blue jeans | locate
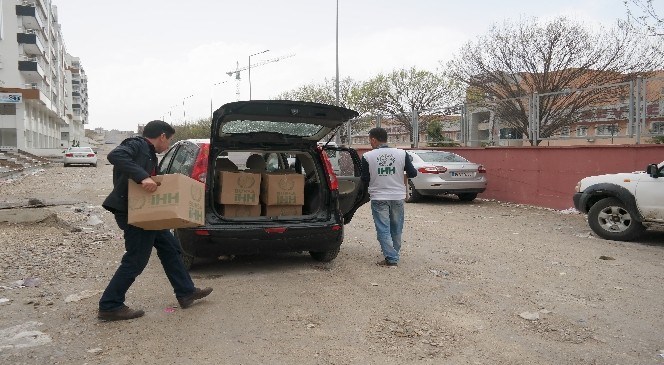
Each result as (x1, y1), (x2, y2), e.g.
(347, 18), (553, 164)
(99, 214), (195, 311)
(370, 200), (405, 264)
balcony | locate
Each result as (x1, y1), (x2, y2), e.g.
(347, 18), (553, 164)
(17, 32), (44, 56)
(19, 83), (50, 107)
(18, 59), (45, 82)
(16, 4), (44, 30)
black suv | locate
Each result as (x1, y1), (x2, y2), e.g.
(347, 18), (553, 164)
(159, 100), (368, 269)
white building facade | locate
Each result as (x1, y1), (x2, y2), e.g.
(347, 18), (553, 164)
(0, 0), (88, 151)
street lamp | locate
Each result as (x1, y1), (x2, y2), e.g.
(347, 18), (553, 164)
(335, 0), (340, 107)
(248, 49), (269, 100)
(335, 0), (341, 145)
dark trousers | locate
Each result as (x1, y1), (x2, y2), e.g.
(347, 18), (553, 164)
(99, 213), (195, 311)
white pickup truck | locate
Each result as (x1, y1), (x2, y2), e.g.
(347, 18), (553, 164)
(573, 161), (664, 241)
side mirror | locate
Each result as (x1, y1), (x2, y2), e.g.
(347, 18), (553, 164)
(646, 164), (660, 178)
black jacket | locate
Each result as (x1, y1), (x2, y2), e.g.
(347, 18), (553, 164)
(102, 137), (158, 213)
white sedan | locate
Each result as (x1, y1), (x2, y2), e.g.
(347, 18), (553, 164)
(406, 150), (487, 202)
(63, 147), (98, 167)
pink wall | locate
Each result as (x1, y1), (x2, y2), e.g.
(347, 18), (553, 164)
(357, 145), (664, 210)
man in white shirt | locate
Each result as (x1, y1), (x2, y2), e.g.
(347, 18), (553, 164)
(360, 128), (418, 267)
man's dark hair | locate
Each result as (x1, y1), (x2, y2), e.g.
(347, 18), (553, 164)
(368, 127), (388, 143)
(142, 120), (175, 139)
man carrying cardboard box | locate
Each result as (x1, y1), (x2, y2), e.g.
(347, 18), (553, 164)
(98, 120), (212, 321)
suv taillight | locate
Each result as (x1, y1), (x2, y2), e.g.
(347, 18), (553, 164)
(190, 144), (210, 183)
(319, 147), (338, 191)
(478, 165), (486, 173)
(65, 153), (73, 157)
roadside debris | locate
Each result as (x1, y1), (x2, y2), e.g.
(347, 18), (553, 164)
(65, 290), (101, 303)
(519, 312), (540, 321)
(0, 321), (52, 351)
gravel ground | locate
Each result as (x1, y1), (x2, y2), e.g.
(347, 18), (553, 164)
(1, 149), (663, 365)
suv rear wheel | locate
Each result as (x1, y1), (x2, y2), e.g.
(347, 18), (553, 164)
(587, 197), (645, 241)
(309, 246), (340, 262)
(173, 229), (195, 270)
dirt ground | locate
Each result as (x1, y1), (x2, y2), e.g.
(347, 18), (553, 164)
(1, 148), (663, 365)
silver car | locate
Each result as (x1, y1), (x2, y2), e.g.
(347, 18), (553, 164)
(63, 147), (98, 167)
(406, 150), (487, 202)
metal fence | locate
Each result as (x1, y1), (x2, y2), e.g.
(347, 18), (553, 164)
(337, 75), (664, 148)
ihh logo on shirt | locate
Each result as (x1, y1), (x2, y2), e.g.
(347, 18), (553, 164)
(376, 154), (396, 176)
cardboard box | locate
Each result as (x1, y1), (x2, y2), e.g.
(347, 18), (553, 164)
(221, 204), (261, 218)
(217, 171), (261, 205)
(260, 172), (304, 206)
(128, 174), (205, 230)
(262, 204), (303, 217)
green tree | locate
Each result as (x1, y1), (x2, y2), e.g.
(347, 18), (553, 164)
(276, 77), (371, 143)
(447, 16), (664, 145)
(427, 120), (445, 142)
(276, 77), (366, 112)
(172, 118), (211, 143)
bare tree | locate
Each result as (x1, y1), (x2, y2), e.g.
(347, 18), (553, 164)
(447, 17), (664, 145)
(624, 0), (663, 36)
(359, 67), (462, 144)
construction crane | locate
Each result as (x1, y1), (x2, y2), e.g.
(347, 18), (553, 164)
(226, 54), (295, 101)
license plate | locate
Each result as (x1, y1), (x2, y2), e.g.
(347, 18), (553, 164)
(451, 172), (473, 177)
(74, 154), (86, 157)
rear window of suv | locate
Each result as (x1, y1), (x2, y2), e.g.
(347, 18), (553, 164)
(220, 120), (324, 137)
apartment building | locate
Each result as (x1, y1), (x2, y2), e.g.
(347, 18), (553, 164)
(0, 0), (88, 151)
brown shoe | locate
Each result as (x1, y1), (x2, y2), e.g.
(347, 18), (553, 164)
(376, 259), (398, 267)
(177, 287), (213, 309)
(98, 305), (145, 321)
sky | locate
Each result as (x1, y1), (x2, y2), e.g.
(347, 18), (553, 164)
(52, 0), (643, 132)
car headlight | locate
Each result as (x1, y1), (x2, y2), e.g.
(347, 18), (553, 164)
(574, 181), (582, 193)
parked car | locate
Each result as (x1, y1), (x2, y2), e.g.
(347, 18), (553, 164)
(158, 100), (369, 269)
(573, 161), (664, 241)
(63, 146), (97, 167)
(405, 150), (487, 202)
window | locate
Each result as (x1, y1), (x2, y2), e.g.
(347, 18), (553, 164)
(415, 151), (468, 163)
(0, 104), (16, 115)
(559, 127), (570, 137)
(576, 126), (588, 137)
(158, 144), (179, 174)
(265, 153), (281, 172)
(169, 143), (198, 176)
(499, 128), (520, 139)
(596, 124), (620, 136)
(652, 122), (664, 135)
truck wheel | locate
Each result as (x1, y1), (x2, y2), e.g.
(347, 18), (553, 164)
(309, 246), (340, 262)
(587, 197), (645, 241)
(405, 180), (422, 203)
